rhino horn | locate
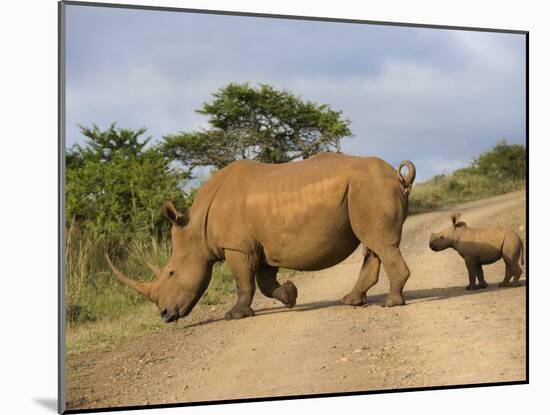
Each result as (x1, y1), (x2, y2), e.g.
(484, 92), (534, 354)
(145, 261), (162, 279)
(105, 254), (153, 299)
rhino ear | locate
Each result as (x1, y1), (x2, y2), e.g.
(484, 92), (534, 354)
(451, 213), (461, 226)
(164, 201), (189, 226)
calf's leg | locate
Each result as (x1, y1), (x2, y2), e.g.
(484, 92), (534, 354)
(502, 255), (523, 287)
(503, 237), (523, 287)
(465, 260), (477, 290)
(499, 264), (513, 287)
(343, 249), (381, 306)
(256, 264), (297, 308)
(476, 264), (488, 289)
(224, 250), (257, 320)
(510, 262), (523, 287)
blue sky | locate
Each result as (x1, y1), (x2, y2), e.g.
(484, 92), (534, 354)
(66, 4), (526, 181)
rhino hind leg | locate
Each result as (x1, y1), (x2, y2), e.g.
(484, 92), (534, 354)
(500, 255), (523, 288)
(500, 238), (523, 287)
(224, 250), (258, 320)
(511, 277), (522, 286)
(256, 264), (298, 308)
(377, 246), (410, 307)
(499, 266), (513, 287)
(510, 262), (523, 287)
(342, 249), (381, 306)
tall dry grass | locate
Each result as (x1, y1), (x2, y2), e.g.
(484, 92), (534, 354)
(65, 219), (238, 327)
(65, 220), (161, 325)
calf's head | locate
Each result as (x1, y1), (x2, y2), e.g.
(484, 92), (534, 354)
(429, 213), (467, 251)
(106, 201), (213, 323)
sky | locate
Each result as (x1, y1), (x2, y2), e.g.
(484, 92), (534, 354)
(65, 5), (526, 181)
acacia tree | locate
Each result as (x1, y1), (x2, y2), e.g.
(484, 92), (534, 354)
(162, 83), (352, 171)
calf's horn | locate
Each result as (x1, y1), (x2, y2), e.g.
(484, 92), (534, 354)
(105, 254), (153, 299)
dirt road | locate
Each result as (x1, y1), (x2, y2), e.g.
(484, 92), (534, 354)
(66, 191), (526, 410)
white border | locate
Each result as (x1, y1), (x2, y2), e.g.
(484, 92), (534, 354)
(1, 1), (546, 414)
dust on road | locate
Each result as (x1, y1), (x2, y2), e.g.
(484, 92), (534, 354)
(66, 191), (526, 409)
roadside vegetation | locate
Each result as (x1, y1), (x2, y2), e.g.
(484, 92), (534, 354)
(409, 140), (525, 213)
(65, 83), (525, 355)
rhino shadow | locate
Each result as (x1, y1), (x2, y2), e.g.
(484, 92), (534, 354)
(179, 280), (525, 328)
(254, 280), (526, 315)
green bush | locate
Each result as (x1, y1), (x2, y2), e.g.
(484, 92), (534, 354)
(66, 124), (190, 250)
(474, 139), (525, 180)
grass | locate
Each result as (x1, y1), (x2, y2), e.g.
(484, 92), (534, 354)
(199, 263), (236, 305)
(66, 303), (165, 355)
(409, 171), (525, 214)
(65, 261), (237, 356)
(65, 221), (172, 325)
(66, 265), (298, 356)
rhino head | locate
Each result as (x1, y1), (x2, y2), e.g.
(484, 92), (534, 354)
(429, 213), (468, 251)
(106, 201), (213, 323)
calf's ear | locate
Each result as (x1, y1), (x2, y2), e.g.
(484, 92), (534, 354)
(451, 213), (461, 226)
(164, 201), (189, 226)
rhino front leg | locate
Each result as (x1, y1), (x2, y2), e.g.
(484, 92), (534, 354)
(476, 264), (488, 289)
(256, 264), (298, 308)
(465, 260), (478, 290)
(343, 249), (381, 306)
(224, 250), (257, 320)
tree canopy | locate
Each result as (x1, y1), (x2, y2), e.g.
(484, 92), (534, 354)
(66, 124), (189, 244)
(162, 83), (352, 171)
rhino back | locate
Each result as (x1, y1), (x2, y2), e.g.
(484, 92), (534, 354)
(456, 227), (508, 265)
(204, 154), (406, 270)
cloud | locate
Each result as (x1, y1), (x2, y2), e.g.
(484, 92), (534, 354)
(65, 5), (525, 181)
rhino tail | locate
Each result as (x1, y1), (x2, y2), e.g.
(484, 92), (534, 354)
(520, 240), (525, 266)
(397, 160), (416, 195)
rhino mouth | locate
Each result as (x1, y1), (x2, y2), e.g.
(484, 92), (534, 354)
(161, 305), (191, 323)
(163, 314), (179, 323)
(429, 242), (444, 252)
(160, 291), (204, 323)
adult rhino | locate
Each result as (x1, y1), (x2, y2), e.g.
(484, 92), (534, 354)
(106, 153), (416, 322)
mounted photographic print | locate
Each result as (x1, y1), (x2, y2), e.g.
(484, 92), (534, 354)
(59, 1), (528, 413)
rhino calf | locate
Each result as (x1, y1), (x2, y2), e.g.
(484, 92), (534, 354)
(429, 213), (524, 290)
